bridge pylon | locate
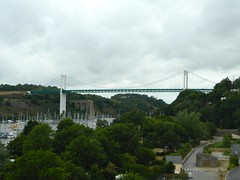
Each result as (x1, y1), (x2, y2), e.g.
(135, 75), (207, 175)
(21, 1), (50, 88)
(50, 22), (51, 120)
(60, 74), (67, 116)
(183, 70), (188, 90)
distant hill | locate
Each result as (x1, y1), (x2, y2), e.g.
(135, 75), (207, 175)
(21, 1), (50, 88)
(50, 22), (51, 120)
(2, 76), (240, 129)
(165, 77), (240, 129)
(0, 84), (167, 120)
(67, 93), (167, 116)
(111, 93), (166, 114)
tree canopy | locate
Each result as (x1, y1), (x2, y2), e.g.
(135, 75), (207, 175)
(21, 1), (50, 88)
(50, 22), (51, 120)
(3, 111), (213, 179)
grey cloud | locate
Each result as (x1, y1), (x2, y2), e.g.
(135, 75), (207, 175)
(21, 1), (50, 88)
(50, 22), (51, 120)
(0, 1), (50, 44)
(202, 0), (240, 37)
(0, 0), (240, 100)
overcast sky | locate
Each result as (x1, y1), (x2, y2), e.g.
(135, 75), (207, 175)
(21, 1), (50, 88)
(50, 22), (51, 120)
(1, 0), (240, 102)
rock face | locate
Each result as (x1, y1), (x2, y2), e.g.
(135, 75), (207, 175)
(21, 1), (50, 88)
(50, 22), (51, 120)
(196, 152), (217, 167)
(8, 100), (29, 109)
(71, 100), (95, 120)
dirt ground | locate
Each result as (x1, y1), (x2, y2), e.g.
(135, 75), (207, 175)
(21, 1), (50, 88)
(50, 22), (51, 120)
(0, 91), (26, 95)
(217, 159), (229, 179)
(219, 160), (228, 169)
(212, 148), (229, 152)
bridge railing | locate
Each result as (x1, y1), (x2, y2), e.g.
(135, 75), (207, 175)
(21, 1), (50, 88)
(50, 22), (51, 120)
(30, 88), (213, 95)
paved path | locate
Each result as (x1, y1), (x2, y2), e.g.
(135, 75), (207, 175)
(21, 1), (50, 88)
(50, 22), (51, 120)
(183, 137), (223, 180)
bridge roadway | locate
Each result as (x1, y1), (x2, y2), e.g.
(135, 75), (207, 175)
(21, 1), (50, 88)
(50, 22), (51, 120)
(30, 88), (213, 94)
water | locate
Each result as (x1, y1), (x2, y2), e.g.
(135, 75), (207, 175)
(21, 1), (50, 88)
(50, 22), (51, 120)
(0, 118), (115, 145)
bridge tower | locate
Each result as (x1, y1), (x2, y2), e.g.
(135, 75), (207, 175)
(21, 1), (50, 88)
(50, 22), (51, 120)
(183, 70), (188, 90)
(60, 74), (67, 115)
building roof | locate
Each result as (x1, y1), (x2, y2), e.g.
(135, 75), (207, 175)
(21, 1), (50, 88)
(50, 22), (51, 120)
(166, 156), (182, 164)
(232, 134), (240, 140)
(226, 166), (240, 180)
(231, 144), (240, 156)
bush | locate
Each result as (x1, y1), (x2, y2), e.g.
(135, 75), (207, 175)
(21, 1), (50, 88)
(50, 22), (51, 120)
(228, 155), (239, 170)
(222, 135), (231, 148)
(203, 146), (212, 154)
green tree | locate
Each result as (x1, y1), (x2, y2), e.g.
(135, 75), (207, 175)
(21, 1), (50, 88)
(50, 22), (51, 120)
(6, 150), (69, 180)
(94, 128), (121, 165)
(57, 117), (75, 131)
(166, 90), (207, 115)
(89, 164), (105, 180)
(233, 108), (240, 127)
(96, 119), (109, 128)
(22, 120), (39, 136)
(210, 78), (232, 103)
(204, 121), (217, 138)
(103, 162), (118, 180)
(120, 153), (137, 168)
(64, 135), (107, 171)
(111, 94), (166, 115)
(222, 135), (231, 148)
(0, 96), (3, 103)
(200, 104), (218, 125)
(215, 96), (240, 128)
(0, 142), (9, 169)
(162, 162), (175, 174)
(119, 153), (149, 178)
(233, 77), (240, 88)
(53, 123), (93, 154)
(228, 155), (239, 170)
(177, 143), (192, 158)
(142, 118), (186, 148)
(7, 134), (26, 158)
(119, 110), (145, 126)
(123, 171), (145, 180)
(161, 130), (181, 150)
(174, 110), (209, 143)
(64, 161), (90, 180)
(135, 147), (156, 165)
(108, 123), (141, 154)
(23, 123), (53, 153)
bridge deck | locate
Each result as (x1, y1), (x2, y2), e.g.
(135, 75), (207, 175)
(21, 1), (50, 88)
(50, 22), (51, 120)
(30, 88), (213, 94)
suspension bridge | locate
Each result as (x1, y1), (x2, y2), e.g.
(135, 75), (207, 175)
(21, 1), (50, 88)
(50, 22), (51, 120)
(30, 70), (216, 115)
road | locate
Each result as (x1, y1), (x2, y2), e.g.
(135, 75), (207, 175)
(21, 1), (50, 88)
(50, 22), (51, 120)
(183, 137), (223, 180)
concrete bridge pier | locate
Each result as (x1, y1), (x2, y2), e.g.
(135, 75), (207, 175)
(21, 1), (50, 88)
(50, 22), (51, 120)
(183, 70), (188, 90)
(60, 75), (67, 116)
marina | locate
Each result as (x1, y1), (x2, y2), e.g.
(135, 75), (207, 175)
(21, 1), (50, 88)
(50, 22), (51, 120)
(0, 117), (115, 146)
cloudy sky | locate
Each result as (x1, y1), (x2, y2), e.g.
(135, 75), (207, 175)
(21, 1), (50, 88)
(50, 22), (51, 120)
(1, 0), (240, 102)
